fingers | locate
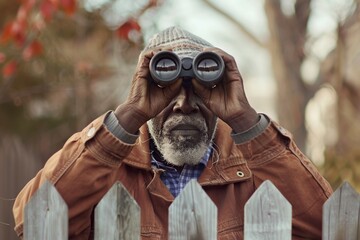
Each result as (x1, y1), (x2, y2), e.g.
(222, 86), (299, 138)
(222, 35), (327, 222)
(202, 47), (239, 72)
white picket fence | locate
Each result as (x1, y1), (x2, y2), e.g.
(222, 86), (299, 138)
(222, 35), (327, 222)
(23, 180), (360, 240)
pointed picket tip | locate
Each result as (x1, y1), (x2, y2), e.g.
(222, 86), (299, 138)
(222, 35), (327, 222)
(244, 180), (292, 240)
(323, 181), (360, 240)
(24, 180), (68, 240)
(94, 181), (140, 240)
(169, 179), (217, 240)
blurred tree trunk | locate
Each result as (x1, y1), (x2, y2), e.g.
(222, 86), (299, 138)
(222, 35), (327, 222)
(204, 0), (360, 189)
(322, 3), (360, 189)
(204, 0), (360, 146)
(264, 0), (311, 151)
(204, 0), (313, 150)
(254, 0), (360, 156)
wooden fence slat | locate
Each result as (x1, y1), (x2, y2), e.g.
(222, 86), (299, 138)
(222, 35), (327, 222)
(24, 180), (68, 240)
(21, 179), (360, 239)
(168, 179), (217, 240)
(244, 180), (292, 240)
(94, 181), (140, 240)
(322, 181), (360, 240)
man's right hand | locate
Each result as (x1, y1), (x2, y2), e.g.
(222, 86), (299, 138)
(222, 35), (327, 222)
(114, 50), (182, 134)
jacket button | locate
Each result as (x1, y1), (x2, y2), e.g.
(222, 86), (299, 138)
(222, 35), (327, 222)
(236, 171), (245, 177)
(87, 127), (96, 138)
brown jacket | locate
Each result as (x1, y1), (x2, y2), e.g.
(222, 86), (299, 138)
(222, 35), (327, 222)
(13, 113), (333, 239)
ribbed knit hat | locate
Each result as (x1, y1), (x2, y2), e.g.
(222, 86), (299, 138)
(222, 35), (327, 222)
(144, 26), (213, 57)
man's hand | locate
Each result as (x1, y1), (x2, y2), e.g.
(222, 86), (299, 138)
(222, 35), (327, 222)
(192, 48), (259, 133)
(114, 49), (182, 134)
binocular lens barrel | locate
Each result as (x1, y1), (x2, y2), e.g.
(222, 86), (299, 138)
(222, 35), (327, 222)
(152, 53), (181, 85)
(149, 51), (224, 87)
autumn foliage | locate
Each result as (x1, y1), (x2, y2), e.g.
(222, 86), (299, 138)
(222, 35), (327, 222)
(0, 0), (157, 78)
(0, 0), (76, 77)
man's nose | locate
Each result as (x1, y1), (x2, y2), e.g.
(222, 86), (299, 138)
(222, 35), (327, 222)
(172, 83), (199, 114)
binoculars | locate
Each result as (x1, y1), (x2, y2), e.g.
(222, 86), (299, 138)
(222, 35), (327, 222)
(149, 51), (225, 87)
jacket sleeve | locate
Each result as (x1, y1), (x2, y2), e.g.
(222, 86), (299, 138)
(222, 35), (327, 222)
(235, 115), (333, 239)
(12, 112), (137, 238)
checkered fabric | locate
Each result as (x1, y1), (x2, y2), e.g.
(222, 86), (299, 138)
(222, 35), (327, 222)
(151, 147), (212, 197)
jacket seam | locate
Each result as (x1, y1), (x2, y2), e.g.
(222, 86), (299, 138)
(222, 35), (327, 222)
(87, 138), (123, 167)
(50, 144), (85, 184)
(218, 217), (243, 234)
(288, 142), (332, 198)
(292, 194), (323, 217)
(246, 146), (286, 167)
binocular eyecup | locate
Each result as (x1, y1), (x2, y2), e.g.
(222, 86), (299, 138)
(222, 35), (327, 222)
(149, 51), (224, 87)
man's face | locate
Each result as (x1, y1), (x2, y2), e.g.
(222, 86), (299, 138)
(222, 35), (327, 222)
(147, 82), (218, 166)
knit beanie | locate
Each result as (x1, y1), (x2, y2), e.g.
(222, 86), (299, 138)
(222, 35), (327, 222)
(143, 26), (213, 57)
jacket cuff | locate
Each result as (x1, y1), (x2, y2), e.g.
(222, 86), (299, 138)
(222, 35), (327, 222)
(104, 111), (139, 144)
(231, 114), (269, 144)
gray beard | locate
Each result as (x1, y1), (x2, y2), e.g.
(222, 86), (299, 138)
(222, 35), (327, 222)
(147, 115), (214, 166)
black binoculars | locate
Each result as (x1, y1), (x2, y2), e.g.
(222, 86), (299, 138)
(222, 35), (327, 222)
(149, 51), (225, 87)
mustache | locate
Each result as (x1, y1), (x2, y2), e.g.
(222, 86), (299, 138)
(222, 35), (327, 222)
(163, 114), (208, 133)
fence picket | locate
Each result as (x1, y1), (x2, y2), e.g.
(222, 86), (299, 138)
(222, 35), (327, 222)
(244, 180), (292, 240)
(168, 179), (217, 240)
(24, 180), (68, 240)
(322, 181), (360, 240)
(94, 181), (140, 240)
(20, 179), (360, 239)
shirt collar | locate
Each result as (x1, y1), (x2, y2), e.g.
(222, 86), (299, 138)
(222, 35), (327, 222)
(151, 145), (212, 170)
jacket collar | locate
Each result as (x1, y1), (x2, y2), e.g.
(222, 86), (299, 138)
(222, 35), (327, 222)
(122, 125), (153, 170)
(123, 120), (251, 184)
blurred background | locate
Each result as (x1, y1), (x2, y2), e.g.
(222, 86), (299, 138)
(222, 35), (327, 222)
(1, 0), (359, 239)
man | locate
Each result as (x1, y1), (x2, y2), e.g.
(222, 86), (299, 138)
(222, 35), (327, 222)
(13, 26), (332, 239)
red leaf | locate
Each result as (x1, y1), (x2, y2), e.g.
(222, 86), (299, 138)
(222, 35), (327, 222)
(40, 0), (56, 21)
(16, 6), (28, 23)
(12, 21), (27, 46)
(0, 22), (14, 43)
(117, 19), (141, 41)
(0, 21), (26, 46)
(24, 0), (37, 11)
(0, 52), (5, 63)
(3, 61), (17, 78)
(49, 0), (59, 7)
(22, 41), (43, 61)
(60, 0), (76, 15)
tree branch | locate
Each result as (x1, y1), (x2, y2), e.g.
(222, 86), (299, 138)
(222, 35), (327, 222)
(295, 0), (311, 37)
(201, 0), (267, 48)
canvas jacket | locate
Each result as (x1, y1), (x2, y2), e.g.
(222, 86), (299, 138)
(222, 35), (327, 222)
(13, 112), (333, 239)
